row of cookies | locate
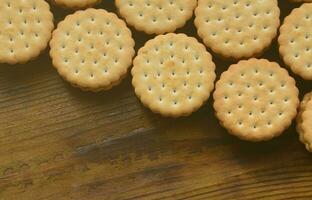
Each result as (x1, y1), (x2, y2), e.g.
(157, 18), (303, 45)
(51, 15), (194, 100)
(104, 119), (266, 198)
(0, 1), (311, 149)
(51, 0), (312, 10)
(1, 1), (312, 80)
(51, 0), (311, 81)
(48, 1), (311, 149)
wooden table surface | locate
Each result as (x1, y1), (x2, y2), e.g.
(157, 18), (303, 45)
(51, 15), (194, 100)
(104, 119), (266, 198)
(1, 1), (312, 199)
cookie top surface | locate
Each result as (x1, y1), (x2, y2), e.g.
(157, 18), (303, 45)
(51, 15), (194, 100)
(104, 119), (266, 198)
(115, 0), (197, 34)
(53, 0), (100, 9)
(213, 59), (299, 141)
(50, 8), (135, 91)
(279, 3), (312, 80)
(132, 33), (216, 117)
(195, 0), (280, 59)
(0, 0), (54, 64)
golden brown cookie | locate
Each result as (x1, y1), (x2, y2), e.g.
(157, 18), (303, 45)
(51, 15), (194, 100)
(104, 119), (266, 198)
(279, 3), (312, 80)
(115, 0), (197, 34)
(214, 59), (299, 142)
(297, 92), (312, 152)
(0, 0), (54, 64)
(132, 33), (216, 117)
(195, 0), (280, 59)
(50, 8), (135, 91)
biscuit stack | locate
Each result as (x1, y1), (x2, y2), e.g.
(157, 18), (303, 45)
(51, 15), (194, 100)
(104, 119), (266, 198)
(1, 0), (312, 150)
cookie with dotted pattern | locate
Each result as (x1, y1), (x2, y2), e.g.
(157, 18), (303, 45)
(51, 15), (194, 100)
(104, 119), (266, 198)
(132, 33), (216, 117)
(115, 0), (197, 34)
(213, 59), (299, 142)
(50, 8), (135, 91)
(51, 0), (102, 9)
(297, 92), (312, 152)
(0, 0), (54, 64)
(279, 3), (312, 80)
(195, 0), (280, 59)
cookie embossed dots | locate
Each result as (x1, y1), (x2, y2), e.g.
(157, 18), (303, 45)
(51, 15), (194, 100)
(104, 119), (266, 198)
(52, 0), (102, 9)
(213, 59), (299, 142)
(279, 3), (312, 80)
(50, 9), (135, 91)
(115, 0), (197, 34)
(297, 92), (312, 152)
(132, 33), (216, 117)
(0, 0), (54, 64)
(195, 0), (280, 59)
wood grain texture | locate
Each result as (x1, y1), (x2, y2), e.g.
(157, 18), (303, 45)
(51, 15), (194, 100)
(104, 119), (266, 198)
(0, 1), (312, 199)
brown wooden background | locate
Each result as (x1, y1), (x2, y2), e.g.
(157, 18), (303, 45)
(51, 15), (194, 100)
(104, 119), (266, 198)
(1, 1), (312, 199)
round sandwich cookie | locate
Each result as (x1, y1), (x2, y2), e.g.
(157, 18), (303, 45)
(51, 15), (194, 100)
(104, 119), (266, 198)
(132, 33), (216, 117)
(50, 8), (135, 92)
(297, 92), (312, 152)
(115, 0), (197, 34)
(51, 0), (102, 9)
(279, 3), (312, 80)
(195, 0), (280, 59)
(0, 0), (54, 64)
(213, 59), (299, 142)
